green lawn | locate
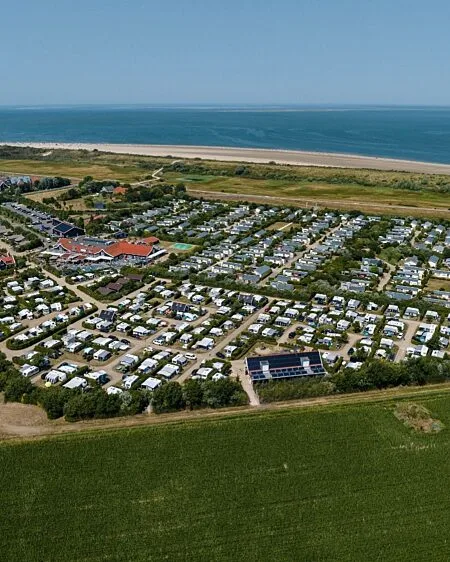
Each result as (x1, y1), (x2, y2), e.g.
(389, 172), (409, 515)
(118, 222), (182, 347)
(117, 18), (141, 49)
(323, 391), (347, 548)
(2, 395), (450, 561)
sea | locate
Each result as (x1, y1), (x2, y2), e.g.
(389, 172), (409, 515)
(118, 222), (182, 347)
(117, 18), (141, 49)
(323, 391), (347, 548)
(1, 105), (450, 164)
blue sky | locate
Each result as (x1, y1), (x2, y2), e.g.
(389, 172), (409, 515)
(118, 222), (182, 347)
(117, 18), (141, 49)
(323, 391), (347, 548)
(2, 0), (449, 106)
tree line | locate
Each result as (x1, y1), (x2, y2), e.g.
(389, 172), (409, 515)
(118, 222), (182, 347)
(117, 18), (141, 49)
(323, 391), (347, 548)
(257, 357), (450, 403)
(0, 364), (149, 421)
(151, 379), (248, 413)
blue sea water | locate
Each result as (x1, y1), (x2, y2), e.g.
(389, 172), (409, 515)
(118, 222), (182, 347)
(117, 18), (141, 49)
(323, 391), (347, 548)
(1, 105), (450, 164)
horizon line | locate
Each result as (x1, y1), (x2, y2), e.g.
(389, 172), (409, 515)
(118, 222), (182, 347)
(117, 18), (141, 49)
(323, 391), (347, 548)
(1, 103), (450, 110)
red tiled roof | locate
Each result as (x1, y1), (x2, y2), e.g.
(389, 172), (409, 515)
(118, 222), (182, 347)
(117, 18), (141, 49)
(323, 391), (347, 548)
(56, 238), (153, 259)
(113, 186), (127, 195)
(105, 241), (153, 258)
(0, 255), (15, 265)
(57, 238), (104, 255)
(143, 236), (160, 244)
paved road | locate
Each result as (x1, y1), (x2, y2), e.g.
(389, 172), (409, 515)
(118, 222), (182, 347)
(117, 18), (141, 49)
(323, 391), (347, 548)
(377, 263), (395, 291)
(176, 299), (274, 388)
(339, 333), (362, 357)
(396, 319), (421, 360)
(263, 221), (342, 285)
(40, 268), (106, 310)
(0, 265), (159, 365)
(0, 261), (429, 405)
(40, 266), (163, 311)
(231, 358), (260, 406)
(102, 309), (214, 388)
(0, 240), (24, 257)
(0, 306), (85, 362)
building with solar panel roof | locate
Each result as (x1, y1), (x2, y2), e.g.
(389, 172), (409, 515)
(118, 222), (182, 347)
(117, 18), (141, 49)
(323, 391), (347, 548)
(246, 351), (326, 383)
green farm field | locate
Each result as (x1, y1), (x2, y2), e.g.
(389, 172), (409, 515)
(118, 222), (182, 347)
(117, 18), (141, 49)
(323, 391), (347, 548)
(2, 395), (450, 561)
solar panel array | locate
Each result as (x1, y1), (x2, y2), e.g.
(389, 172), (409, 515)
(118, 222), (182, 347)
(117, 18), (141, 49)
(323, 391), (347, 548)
(246, 351), (325, 382)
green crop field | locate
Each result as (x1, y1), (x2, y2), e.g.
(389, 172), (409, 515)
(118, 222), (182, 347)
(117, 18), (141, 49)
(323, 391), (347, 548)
(2, 395), (450, 561)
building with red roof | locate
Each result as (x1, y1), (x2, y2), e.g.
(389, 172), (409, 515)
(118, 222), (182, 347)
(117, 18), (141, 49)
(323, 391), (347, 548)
(143, 236), (160, 245)
(0, 254), (16, 269)
(113, 186), (128, 196)
(56, 239), (105, 256)
(53, 238), (154, 261)
(106, 241), (153, 258)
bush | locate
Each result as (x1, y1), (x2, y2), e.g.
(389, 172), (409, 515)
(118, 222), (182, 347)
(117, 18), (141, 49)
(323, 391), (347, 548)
(39, 387), (71, 419)
(152, 378), (248, 414)
(36, 386), (149, 422)
(4, 376), (34, 403)
(332, 357), (450, 394)
(152, 382), (185, 414)
(203, 378), (248, 408)
(153, 378), (248, 414)
(0, 371), (9, 392)
(256, 378), (334, 403)
(183, 379), (204, 409)
(119, 390), (150, 416)
(63, 390), (122, 422)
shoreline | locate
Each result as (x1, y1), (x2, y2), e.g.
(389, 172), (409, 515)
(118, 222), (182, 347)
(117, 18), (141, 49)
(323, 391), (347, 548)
(3, 141), (450, 174)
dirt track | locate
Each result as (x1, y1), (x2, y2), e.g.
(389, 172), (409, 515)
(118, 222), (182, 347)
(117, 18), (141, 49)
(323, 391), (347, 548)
(2, 383), (450, 443)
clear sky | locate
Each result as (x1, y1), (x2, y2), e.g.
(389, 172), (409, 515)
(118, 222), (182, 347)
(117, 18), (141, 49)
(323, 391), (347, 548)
(2, 0), (449, 106)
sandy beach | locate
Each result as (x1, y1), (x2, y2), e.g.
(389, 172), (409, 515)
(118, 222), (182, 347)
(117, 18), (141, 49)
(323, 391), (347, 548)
(4, 141), (450, 174)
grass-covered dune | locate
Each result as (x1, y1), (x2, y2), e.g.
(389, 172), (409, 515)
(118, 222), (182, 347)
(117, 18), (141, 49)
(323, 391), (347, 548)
(1, 145), (450, 217)
(2, 395), (450, 561)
